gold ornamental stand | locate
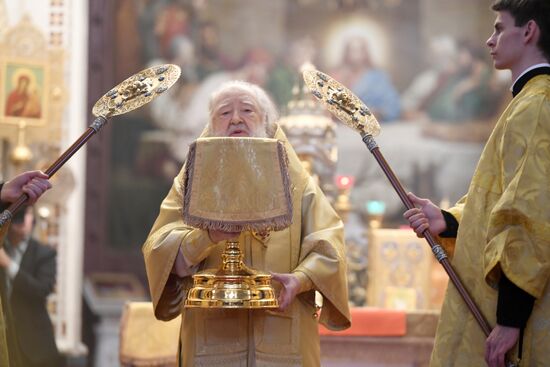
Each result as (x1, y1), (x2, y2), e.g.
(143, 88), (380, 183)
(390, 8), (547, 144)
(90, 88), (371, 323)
(303, 70), (519, 367)
(181, 137), (290, 310)
(185, 240), (278, 308)
(0, 64), (181, 233)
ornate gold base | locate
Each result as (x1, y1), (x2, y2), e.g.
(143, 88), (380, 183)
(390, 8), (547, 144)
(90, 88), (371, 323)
(184, 240), (279, 309)
(185, 272), (279, 308)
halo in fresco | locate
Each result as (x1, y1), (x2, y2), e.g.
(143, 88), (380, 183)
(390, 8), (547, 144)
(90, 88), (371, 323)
(322, 15), (389, 69)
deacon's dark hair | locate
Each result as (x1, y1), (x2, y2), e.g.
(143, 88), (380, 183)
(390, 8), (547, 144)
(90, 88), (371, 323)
(492, 0), (550, 61)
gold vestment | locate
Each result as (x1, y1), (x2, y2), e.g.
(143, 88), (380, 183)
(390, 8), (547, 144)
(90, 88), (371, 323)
(0, 299), (8, 367)
(0, 195), (9, 367)
(431, 75), (550, 366)
(143, 125), (351, 367)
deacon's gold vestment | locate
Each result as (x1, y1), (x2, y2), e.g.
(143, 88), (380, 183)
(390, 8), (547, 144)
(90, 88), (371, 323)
(0, 290), (7, 367)
(143, 126), (351, 367)
(432, 75), (550, 366)
(1, 189), (10, 367)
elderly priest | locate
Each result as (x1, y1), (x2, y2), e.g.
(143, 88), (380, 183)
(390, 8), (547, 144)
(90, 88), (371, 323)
(142, 80), (351, 367)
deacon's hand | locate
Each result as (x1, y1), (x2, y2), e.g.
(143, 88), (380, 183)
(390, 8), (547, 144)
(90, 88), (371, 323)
(403, 192), (446, 237)
(1, 170), (51, 204)
(271, 272), (301, 312)
(485, 324), (520, 367)
(208, 230), (240, 243)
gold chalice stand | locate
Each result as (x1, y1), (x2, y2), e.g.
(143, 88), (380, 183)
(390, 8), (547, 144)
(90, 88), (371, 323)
(182, 137), (292, 309)
(185, 239), (279, 308)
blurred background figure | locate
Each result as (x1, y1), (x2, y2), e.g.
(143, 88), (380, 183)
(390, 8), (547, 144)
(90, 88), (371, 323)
(401, 35), (458, 119)
(425, 39), (501, 123)
(266, 37), (318, 109)
(195, 21), (234, 80)
(0, 205), (61, 367)
(331, 35), (401, 122)
(153, 2), (192, 60)
(150, 46), (274, 162)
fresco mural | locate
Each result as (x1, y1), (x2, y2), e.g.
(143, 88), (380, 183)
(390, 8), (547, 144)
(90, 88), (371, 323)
(105, 0), (508, 262)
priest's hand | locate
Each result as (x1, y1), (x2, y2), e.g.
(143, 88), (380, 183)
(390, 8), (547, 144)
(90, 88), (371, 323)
(171, 247), (194, 277)
(485, 324), (520, 367)
(271, 272), (301, 312)
(403, 192), (446, 237)
(208, 230), (240, 243)
(1, 170), (51, 204)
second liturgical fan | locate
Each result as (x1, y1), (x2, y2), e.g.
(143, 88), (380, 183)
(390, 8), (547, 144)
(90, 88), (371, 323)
(183, 137), (293, 309)
(302, 69), (519, 367)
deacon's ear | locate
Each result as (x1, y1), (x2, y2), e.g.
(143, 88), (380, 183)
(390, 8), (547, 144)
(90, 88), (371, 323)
(524, 19), (539, 43)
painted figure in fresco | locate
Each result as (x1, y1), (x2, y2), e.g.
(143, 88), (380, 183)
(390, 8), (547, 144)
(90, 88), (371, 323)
(401, 35), (459, 119)
(425, 39), (501, 123)
(5, 74), (41, 119)
(331, 36), (401, 122)
(404, 1), (550, 366)
(143, 81), (350, 367)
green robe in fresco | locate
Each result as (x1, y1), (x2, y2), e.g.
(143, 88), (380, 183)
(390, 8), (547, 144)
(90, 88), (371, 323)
(432, 74), (550, 366)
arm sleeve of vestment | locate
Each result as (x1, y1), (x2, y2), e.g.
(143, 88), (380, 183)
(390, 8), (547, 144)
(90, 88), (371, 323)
(0, 182), (7, 210)
(497, 273), (535, 328)
(292, 270), (314, 294)
(12, 245), (56, 301)
(432, 196), (466, 258)
(484, 96), (550, 298)
(142, 166), (216, 321)
(439, 210), (459, 238)
(292, 177), (351, 331)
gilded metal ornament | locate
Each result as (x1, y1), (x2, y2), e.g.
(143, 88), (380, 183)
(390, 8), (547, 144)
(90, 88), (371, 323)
(89, 116), (108, 133)
(362, 134), (378, 151)
(302, 69), (380, 136)
(0, 210), (12, 227)
(0, 211), (12, 249)
(431, 244), (448, 262)
(185, 240), (279, 309)
(92, 64), (181, 118)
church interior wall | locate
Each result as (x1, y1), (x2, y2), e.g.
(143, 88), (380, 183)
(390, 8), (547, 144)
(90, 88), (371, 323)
(0, 0), (510, 365)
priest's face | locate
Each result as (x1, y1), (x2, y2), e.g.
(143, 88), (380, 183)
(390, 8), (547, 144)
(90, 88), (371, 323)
(210, 90), (267, 137)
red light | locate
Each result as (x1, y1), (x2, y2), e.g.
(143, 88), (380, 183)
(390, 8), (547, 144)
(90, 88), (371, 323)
(336, 175), (354, 189)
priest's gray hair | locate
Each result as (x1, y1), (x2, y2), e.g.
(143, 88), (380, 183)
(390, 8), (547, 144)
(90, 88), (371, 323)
(207, 80), (278, 137)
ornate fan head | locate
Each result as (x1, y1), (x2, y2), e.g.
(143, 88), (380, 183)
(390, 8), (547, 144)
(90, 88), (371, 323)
(92, 64), (181, 118)
(303, 69), (380, 136)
